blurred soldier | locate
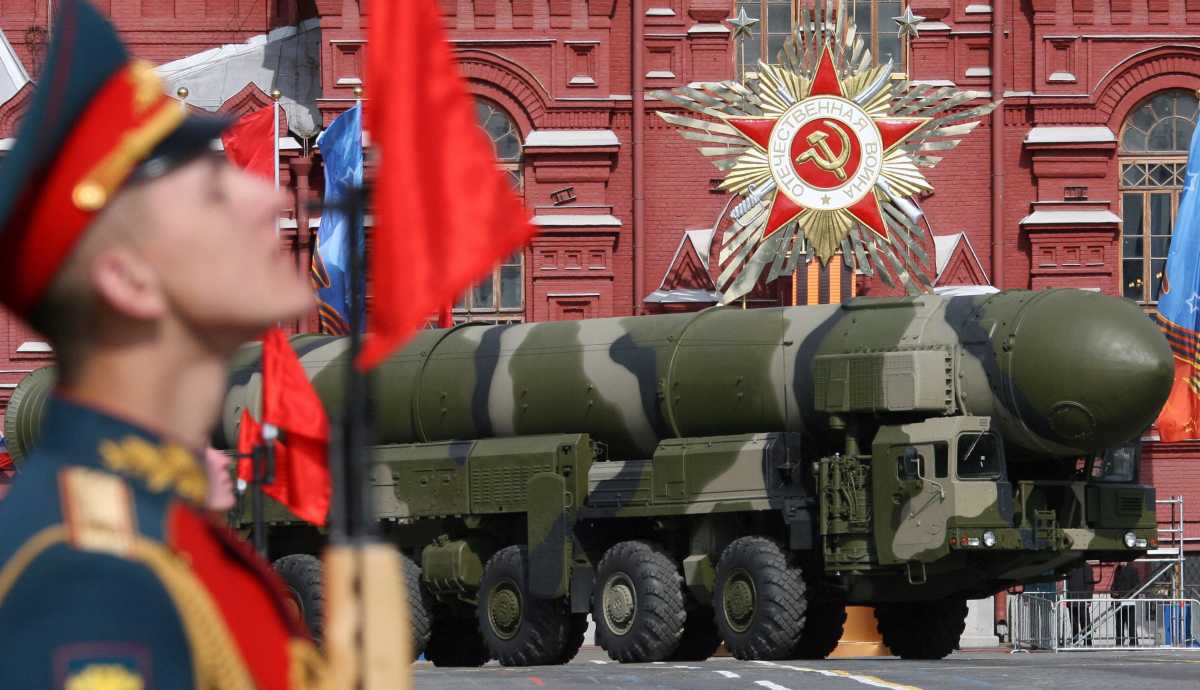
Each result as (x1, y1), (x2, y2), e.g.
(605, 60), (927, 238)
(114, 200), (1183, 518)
(0, 2), (324, 688)
(1113, 563), (1142, 647)
(1067, 563), (1096, 646)
(204, 447), (237, 515)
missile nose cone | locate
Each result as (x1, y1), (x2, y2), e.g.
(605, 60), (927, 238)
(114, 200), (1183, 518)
(1007, 290), (1173, 451)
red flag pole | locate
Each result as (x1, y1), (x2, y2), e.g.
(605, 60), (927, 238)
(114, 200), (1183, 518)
(437, 305), (453, 329)
(252, 423), (279, 556)
(271, 89), (281, 239)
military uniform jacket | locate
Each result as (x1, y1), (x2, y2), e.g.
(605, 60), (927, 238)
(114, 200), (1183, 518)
(0, 397), (326, 690)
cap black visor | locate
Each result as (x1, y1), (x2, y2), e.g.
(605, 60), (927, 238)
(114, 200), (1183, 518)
(131, 113), (235, 182)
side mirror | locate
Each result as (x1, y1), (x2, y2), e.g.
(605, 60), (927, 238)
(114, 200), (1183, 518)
(900, 447), (923, 480)
(892, 447), (925, 504)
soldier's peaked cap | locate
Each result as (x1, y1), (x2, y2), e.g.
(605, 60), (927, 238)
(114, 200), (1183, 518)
(0, 0), (233, 319)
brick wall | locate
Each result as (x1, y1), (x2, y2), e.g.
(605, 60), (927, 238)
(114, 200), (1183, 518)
(1144, 442), (1200, 548)
(1, 0), (1189, 316)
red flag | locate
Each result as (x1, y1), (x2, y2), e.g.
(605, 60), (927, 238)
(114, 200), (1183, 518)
(437, 305), (454, 329)
(221, 106), (277, 181)
(235, 408), (262, 483)
(360, 0), (535, 369)
(237, 329), (332, 526)
(1156, 360), (1199, 442)
(0, 451), (12, 501)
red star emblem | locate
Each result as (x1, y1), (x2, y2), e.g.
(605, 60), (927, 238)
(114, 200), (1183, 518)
(724, 46), (929, 241)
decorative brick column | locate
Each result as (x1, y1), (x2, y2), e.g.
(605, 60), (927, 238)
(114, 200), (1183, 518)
(1021, 127), (1120, 294)
(523, 130), (621, 320)
(1021, 201), (1121, 294)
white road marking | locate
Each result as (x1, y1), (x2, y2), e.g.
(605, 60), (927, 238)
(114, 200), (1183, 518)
(766, 665), (925, 690)
(588, 660), (608, 665)
(714, 670), (741, 679)
(673, 665), (702, 670)
(756, 682), (792, 690)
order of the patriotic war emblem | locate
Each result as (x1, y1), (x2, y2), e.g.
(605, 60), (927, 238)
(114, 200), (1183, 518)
(655, 1), (995, 301)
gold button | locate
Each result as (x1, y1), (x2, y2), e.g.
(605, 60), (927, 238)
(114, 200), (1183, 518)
(73, 182), (107, 211)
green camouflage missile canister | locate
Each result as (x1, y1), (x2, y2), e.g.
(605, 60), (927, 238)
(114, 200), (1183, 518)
(9, 289), (1173, 464)
(216, 289), (1171, 460)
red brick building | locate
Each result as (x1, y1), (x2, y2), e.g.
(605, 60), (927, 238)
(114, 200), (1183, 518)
(0, 1), (1197, 561)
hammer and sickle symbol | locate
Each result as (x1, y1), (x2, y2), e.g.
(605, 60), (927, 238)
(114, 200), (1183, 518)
(795, 121), (853, 181)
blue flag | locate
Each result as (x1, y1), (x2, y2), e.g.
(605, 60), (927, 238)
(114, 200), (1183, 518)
(1155, 121), (1200, 441)
(311, 104), (363, 335)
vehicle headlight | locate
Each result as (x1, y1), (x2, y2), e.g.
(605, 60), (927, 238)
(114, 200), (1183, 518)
(983, 530), (997, 548)
(1123, 531), (1137, 548)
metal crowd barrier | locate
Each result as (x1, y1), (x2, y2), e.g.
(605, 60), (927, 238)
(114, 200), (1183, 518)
(1057, 598), (1200, 651)
(1008, 593), (1058, 652)
(1010, 594), (1200, 651)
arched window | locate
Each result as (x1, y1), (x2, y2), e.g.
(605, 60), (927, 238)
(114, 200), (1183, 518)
(1119, 89), (1199, 304)
(476, 98), (523, 192)
(454, 98), (525, 322)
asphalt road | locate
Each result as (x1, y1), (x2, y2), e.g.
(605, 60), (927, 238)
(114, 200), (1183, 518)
(413, 647), (1200, 690)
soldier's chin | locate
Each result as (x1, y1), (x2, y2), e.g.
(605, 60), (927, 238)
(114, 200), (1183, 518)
(256, 271), (318, 324)
(196, 293), (314, 342)
(255, 290), (316, 329)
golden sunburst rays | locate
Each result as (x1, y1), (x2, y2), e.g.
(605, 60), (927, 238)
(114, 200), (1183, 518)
(654, 0), (996, 302)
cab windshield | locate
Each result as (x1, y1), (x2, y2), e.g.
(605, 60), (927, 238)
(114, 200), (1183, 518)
(957, 433), (1003, 479)
(1090, 444), (1139, 483)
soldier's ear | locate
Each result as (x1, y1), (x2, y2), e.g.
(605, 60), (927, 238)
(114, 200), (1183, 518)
(90, 246), (168, 320)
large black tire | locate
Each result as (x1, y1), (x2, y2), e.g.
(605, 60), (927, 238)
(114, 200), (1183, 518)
(593, 541), (686, 663)
(402, 552), (433, 660)
(274, 554), (325, 645)
(790, 594), (846, 660)
(557, 613), (589, 664)
(669, 600), (722, 661)
(477, 545), (572, 666)
(425, 608), (491, 667)
(875, 599), (968, 660)
(713, 536), (806, 660)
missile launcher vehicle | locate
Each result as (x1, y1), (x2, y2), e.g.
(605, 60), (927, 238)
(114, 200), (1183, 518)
(5, 289), (1173, 664)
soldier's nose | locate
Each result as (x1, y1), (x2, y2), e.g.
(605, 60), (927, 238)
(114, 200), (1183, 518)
(1004, 289), (1174, 450)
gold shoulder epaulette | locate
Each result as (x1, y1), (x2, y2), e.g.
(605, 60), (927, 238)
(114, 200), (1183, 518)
(98, 436), (208, 505)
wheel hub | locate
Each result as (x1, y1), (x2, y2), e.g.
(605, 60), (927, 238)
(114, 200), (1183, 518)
(602, 573), (637, 635)
(488, 581), (523, 640)
(723, 569), (757, 633)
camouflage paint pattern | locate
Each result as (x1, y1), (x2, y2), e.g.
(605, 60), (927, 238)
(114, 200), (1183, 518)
(200, 289), (1172, 462)
(9, 289), (1169, 462)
